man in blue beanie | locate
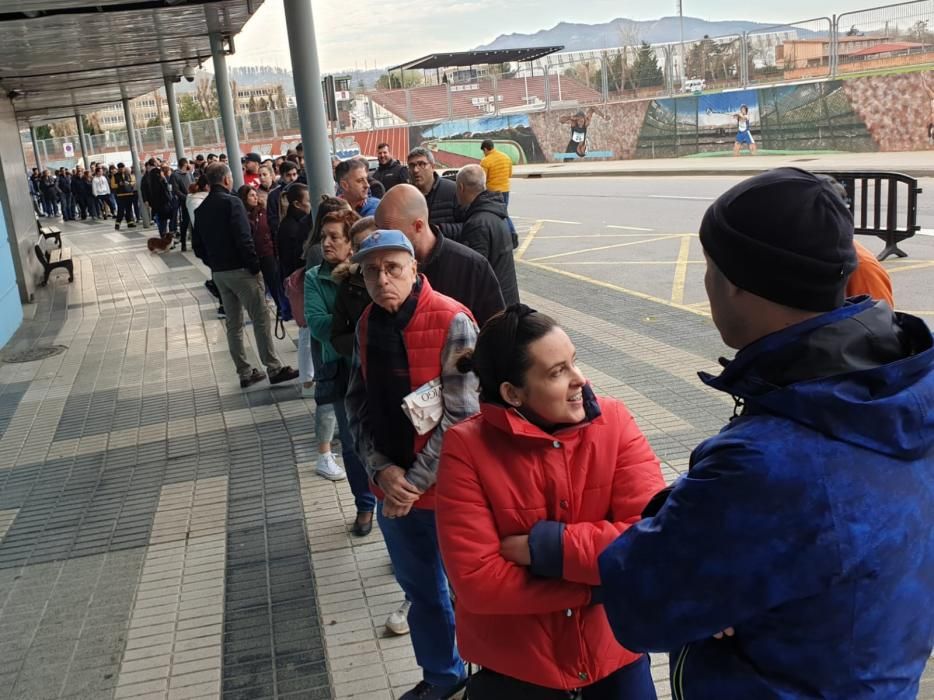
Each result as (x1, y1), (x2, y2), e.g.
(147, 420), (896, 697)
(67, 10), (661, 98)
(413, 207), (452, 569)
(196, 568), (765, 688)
(599, 168), (934, 699)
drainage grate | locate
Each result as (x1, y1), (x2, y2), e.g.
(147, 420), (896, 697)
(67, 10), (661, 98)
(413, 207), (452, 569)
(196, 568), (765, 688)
(1, 345), (68, 363)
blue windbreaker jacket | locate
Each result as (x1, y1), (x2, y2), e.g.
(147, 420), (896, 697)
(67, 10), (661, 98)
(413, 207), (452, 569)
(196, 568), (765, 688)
(599, 298), (934, 699)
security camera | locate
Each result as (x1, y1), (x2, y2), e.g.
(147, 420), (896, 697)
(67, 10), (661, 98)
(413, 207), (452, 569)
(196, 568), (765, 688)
(183, 65), (196, 82)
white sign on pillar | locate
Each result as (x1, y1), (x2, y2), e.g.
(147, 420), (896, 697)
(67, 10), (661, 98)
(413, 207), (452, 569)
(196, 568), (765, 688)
(63, 142), (75, 158)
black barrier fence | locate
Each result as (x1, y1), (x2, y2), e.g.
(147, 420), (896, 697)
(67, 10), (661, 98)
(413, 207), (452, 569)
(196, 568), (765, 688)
(819, 171), (921, 261)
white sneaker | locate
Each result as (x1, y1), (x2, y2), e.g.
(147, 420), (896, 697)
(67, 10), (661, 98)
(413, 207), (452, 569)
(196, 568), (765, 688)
(385, 600), (411, 635)
(316, 453), (346, 481)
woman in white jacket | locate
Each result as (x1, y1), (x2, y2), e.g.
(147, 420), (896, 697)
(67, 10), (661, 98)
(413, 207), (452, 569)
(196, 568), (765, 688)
(92, 167), (113, 218)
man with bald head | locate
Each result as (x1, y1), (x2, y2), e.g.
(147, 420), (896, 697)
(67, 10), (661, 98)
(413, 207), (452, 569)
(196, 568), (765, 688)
(376, 184), (504, 326)
(455, 165), (518, 305)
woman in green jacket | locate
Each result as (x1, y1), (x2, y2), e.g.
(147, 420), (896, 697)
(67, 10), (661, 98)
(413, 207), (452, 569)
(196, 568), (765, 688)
(305, 209), (377, 536)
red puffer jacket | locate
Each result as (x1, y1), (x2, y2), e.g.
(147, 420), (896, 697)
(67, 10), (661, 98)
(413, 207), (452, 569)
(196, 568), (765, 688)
(436, 391), (665, 691)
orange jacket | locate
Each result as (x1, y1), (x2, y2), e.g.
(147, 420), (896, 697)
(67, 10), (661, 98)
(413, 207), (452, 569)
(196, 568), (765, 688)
(847, 240), (894, 307)
(436, 392), (665, 690)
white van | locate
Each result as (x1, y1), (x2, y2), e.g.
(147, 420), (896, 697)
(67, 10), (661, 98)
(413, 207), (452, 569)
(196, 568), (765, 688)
(682, 78), (706, 94)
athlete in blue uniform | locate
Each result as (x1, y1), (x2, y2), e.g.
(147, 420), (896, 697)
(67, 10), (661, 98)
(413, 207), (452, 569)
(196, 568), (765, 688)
(733, 104), (757, 156)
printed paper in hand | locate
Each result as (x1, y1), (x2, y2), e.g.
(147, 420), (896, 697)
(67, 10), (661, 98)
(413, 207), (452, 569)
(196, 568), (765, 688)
(401, 377), (443, 435)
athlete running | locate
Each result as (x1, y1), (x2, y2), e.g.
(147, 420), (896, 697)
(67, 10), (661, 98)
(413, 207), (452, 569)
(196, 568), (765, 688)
(733, 104), (757, 156)
(559, 106), (606, 158)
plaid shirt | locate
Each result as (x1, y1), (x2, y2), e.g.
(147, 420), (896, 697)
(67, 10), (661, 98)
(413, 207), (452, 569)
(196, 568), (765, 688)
(346, 311), (479, 492)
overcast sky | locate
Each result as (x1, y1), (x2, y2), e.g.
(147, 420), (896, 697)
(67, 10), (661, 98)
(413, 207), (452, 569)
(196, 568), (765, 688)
(227, 0), (890, 73)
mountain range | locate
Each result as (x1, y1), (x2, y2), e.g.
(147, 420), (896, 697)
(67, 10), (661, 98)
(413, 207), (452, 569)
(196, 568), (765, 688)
(474, 16), (792, 52)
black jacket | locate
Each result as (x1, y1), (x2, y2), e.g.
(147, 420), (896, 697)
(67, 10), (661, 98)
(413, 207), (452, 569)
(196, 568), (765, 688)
(424, 173), (464, 241)
(145, 169), (172, 211)
(192, 188), (259, 274)
(277, 207), (313, 279)
(373, 159), (408, 192)
(422, 229), (504, 327)
(459, 190), (519, 306)
(331, 266), (371, 358)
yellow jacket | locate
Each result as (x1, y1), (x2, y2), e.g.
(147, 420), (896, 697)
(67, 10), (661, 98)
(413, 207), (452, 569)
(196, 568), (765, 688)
(481, 149), (512, 193)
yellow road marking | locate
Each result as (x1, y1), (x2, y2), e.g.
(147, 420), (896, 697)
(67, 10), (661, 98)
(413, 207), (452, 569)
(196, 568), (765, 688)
(526, 234), (684, 263)
(515, 220), (545, 261)
(534, 233), (698, 239)
(884, 261), (934, 274)
(607, 224), (654, 232)
(548, 260), (705, 265)
(671, 235), (693, 305)
(520, 259), (711, 318)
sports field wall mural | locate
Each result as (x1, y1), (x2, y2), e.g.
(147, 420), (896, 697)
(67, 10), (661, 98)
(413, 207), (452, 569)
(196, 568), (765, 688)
(406, 70), (933, 165)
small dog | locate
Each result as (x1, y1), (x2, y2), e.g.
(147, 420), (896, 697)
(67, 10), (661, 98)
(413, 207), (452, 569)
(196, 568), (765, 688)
(147, 234), (173, 253)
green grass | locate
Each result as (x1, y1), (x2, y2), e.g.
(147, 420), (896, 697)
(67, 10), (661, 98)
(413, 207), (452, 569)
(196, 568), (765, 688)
(683, 149), (845, 158)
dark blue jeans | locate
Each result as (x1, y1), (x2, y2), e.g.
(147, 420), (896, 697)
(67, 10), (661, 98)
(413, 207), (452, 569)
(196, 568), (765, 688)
(332, 400), (376, 513)
(466, 655), (655, 699)
(502, 191), (517, 237)
(377, 504), (465, 688)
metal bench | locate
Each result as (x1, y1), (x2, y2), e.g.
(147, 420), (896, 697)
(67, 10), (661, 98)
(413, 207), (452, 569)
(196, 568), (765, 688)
(34, 244), (74, 286)
(817, 172), (922, 261)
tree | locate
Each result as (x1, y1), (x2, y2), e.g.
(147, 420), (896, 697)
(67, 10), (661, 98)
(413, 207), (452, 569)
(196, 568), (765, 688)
(178, 94), (208, 122)
(82, 114), (102, 135)
(375, 70), (424, 89)
(194, 78), (219, 118)
(146, 117), (163, 128)
(35, 125), (53, 139)
(631, 42), (664, 88)
(905, 20), (934, 44)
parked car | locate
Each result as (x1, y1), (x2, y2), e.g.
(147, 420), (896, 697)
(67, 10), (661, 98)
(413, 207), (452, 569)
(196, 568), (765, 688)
(682, 78), (706, 94)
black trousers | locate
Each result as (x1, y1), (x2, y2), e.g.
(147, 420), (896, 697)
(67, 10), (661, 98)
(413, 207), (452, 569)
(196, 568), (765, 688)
(116, 196), (135, 224)
(466, 656), (655, 700)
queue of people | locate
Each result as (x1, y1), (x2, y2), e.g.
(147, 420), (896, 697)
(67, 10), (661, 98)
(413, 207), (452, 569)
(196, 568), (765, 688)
(31, 141), (933, 700)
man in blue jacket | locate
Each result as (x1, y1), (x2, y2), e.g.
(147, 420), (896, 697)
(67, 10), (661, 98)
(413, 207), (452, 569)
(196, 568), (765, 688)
(599, 168), (934, 699)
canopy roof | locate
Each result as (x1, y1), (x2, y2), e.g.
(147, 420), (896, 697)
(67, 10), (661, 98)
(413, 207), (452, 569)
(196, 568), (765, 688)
(388, 46), (563, 72)
(0, 0), (264, 124)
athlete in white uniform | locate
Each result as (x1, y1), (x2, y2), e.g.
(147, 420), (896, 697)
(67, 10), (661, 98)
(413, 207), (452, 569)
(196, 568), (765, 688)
(733, 104), (757, 156)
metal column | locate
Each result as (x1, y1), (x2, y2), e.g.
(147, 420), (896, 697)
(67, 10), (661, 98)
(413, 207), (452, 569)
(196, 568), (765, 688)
(210, 32), (244, 189)
(282, 0), (336, 204)
(164, 77), (186, 161)
(75, 114), (89, 168)
(29, 127), (41, 171)
(122, 95), (151, 227)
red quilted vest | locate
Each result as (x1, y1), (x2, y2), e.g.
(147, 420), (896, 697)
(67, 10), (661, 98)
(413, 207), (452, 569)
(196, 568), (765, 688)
(357, 276), (473, 510)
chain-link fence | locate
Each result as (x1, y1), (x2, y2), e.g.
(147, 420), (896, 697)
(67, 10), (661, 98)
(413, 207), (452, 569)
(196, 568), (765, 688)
(19, 0), (934, 168)
(836, 0), (934, 74)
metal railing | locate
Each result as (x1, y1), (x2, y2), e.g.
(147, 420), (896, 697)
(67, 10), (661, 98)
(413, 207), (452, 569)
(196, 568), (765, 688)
(19, 0), (934, 167)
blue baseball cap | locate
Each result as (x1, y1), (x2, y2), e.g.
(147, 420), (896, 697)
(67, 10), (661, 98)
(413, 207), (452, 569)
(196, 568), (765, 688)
(351, 229), (415, 262)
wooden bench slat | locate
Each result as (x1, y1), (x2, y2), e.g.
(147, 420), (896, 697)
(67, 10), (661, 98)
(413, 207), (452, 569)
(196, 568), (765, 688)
(50, 248), (71, 263)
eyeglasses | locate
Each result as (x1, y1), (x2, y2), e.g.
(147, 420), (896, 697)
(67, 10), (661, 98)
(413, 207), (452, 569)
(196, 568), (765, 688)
(362, 261), (408, 281)
(408, 161), (432, 171)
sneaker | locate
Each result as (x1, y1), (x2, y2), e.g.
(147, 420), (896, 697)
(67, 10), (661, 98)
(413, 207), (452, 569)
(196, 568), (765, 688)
(316, 453), (346, 481)
(269, 366), (299, 385)
(398, 679), (466, 700)
(216, 306), (226, 319)
(385, 600), (411, 636)
(239, 368), (266, 389)
(127, 221), (137, 228)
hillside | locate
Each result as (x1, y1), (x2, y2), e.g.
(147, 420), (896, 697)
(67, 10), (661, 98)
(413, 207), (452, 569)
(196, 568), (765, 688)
(474, 16), (801, 51)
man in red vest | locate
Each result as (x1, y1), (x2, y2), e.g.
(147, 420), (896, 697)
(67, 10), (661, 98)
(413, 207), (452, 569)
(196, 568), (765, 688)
(346, 229), (478, 700)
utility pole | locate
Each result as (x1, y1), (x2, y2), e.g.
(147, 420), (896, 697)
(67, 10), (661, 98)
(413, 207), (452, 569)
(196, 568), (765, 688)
(678, 0), (686, 85)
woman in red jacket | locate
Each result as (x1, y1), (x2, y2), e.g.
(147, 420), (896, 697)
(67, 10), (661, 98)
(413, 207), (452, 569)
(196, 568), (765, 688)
(437, 304), (665, 699)
(238, 185), (286, 317)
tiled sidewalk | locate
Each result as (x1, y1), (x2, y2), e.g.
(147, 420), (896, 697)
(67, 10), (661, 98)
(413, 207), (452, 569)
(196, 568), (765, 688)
(0, 218), (929, 700)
